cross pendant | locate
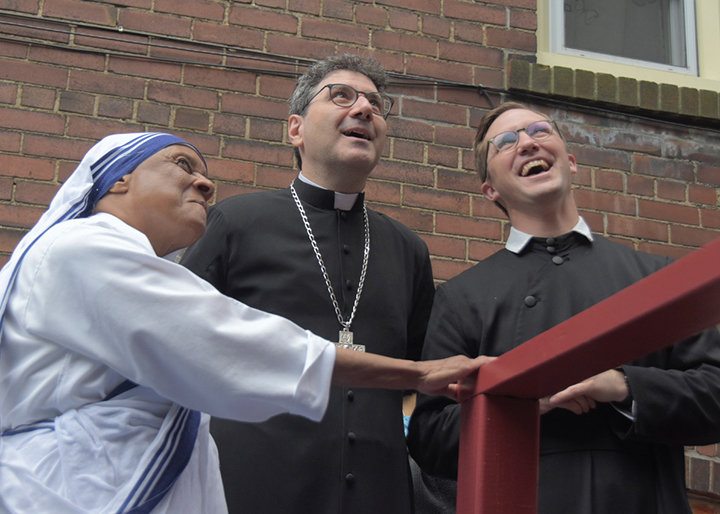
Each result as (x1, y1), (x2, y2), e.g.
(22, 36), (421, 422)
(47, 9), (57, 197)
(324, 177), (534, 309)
(335, 329), (365, 352)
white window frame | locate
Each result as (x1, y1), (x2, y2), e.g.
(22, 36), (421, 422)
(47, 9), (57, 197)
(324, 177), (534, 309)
(548, 0), (698, 76)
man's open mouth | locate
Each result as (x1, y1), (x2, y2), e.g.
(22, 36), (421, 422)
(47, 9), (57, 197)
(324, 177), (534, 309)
(521, 159), (550, 177)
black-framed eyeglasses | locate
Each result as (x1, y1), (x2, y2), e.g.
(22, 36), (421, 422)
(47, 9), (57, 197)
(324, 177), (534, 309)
(301, 83), (394, 119)
(487, 119), (557, 154)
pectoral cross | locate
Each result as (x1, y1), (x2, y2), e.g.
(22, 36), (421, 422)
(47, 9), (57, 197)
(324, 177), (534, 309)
(335, 329), (365, 352)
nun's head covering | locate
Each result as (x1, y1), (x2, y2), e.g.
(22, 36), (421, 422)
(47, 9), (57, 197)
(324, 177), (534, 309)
(0, 132), (205, 330)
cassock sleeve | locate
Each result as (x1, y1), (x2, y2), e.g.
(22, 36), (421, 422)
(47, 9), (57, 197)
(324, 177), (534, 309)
(407, 283), (474, 480)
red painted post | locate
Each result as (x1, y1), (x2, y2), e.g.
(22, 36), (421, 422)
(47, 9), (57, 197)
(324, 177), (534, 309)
(457, 237), (720, 514)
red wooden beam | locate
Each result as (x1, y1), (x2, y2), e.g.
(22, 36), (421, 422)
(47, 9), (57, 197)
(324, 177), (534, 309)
(457, 237), (720, 514)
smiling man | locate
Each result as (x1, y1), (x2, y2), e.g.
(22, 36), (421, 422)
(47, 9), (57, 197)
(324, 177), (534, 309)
(407, 102), (720, 514)
(181, 54), (436, 514)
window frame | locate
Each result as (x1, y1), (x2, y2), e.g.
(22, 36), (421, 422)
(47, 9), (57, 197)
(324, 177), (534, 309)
(548, 0), (698, 76)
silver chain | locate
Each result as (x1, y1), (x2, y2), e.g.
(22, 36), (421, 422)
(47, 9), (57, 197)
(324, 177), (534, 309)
(290, 181), (370, 332)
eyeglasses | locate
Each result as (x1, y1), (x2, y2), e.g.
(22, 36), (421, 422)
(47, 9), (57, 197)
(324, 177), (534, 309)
(301, 83), (394, 119)
(487, 119), (556, 154)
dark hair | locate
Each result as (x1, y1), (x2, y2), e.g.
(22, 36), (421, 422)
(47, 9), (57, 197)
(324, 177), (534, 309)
(289, 54), (389, 169)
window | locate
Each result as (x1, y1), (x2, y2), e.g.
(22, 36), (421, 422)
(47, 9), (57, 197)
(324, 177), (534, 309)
(549, 0), (698, 75)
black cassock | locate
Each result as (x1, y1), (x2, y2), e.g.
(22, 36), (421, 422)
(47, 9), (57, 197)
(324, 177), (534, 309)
(182, 179), (435, 514)
(408, 232), (720, 514)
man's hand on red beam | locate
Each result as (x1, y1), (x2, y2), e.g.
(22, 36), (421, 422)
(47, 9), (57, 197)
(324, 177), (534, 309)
(539, 368), (629, 415)
(416, 355), (495, 401)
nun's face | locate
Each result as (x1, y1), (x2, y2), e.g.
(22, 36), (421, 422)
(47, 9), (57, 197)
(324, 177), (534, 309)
(126, 144), (214, 255)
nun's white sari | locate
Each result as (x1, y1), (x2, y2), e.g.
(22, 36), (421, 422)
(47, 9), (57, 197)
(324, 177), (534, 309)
(0, 134), (335, 513)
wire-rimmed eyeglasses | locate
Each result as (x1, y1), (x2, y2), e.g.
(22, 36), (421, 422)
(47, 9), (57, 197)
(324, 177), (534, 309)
(487, 119), (557, 154)
(301, 83), (394, 119)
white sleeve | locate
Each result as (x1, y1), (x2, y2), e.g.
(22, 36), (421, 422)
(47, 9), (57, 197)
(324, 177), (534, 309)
(20, 217), (335, 422)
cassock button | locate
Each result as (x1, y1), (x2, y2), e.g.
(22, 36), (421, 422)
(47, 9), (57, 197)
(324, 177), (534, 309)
(347, 432), (356, 443)
(345, 279), (353, 290)
(552, 255), (564, 265)
(524, 295), (537, 307)
(340, 212), (347, 219)
(343, 245), (350, 254)
(546, 237), (556, 246)
(546, 246), (556, 254)
(347, 390), (354, 401)
(345, 473), (355, 485)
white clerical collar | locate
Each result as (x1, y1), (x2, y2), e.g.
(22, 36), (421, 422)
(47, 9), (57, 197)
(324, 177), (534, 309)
(506, 217), (594, 254)
(297, 172), (360, 211)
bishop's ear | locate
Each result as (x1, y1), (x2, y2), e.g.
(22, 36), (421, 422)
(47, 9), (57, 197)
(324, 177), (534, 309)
(287, 114), (304, 149)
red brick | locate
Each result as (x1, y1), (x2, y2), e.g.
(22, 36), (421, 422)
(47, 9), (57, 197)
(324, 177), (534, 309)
(59, 91), (95, 115)
(422, 15), (451, 38)
(249, 118), (284, 142)
(324, 0), (355, 20)
(147, 82), (218, 109)
(98, 97), (134, 120)
(266, 33), (335, 60)
(714, 462), (720, 496)
(222, 95), (289, 121)
(256, 166), (297, 189)
(404, 186), (470, 214)
(224, 139), (293, 167)
(688, 457), (711, 493)
(439, 41), (503, 68)
(213, 113), (247, 137)
(0, 59), (68, 88)
(402, 98), (467, 125)
(28, 45), (105, 71)
(0, 40), (28, 59)
(356, 5), (387, 27)
(256, 0), (285, 7)
(20, 87), (54, 109)
(0, 0), (40, 14)
(0, 177), (12, 200)
(67, 116), (143, 140)
(435, 125), (474, 147)
(0, 107), (65, 135)
(386, 118), (433, 143)
(627, 175), (654, 197)
(702, 209), (720, 230)
(376, 0), (440, 15)
(43, 0), (117, 24)
(184, 66), (256, 94)
(70, 70), (145, 99)
(574, 189), (635, 216)
(698, 164), (720, 186)
(469, 238), (505, 261)
(671, 225), (720, 248)
(657, 180), (686, 201)
(75, 28), (148, 55)
(119, 10), (192, 38)
(428, 145), (459, 168)
(638, 199), (699, 225)
(0, 131), (22, 153)
(607, 215), (668, 242)
(406, 55), (473, 83)
(204, 157), (254, 183)
(258, 75), (296, 101)
(0, 154), (55, 180)
(365, 179), (401, 205)
(510, 9), (537, 30)
(454, 20), (485, 45)
(215, 182), (260, 203)
(374, 31), (436, 56)
(636, 242), (693, 261)
(175, 108), (210, 131)
(392, 140), (424, 163)
(430, 258), (472, 281)
(15, 180), (59, 206)
(371, 204), (434, 232)
(697, 445), (716, 458)
(109, 56), (182, 82)
(301, 19), (369, 45)
(666, 138), (720, 166)
(596, 169), (624, 192)
(604, 132), (662, 155)
(445, 0), (505, 24)
(155, 0), (226, 21)
(570, 144), (632, 172)
(389, 10), (418, 31)
(472, 196), (507, 219)
(372, 160), (434, 187)
(420, 233), (466, 259)
(0, 203), (45, 229)
(228, 5), (298, 32)
(0, 228), (25, 253)
(486, 27), (536, 52)
(436, 213), (501, 239)
(137, 102), (171, 126)
(288, 0), (320, 16)
(689, 184), (718, 206)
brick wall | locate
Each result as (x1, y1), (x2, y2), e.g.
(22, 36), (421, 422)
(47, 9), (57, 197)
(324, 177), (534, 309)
(0, 0), (719, 509)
